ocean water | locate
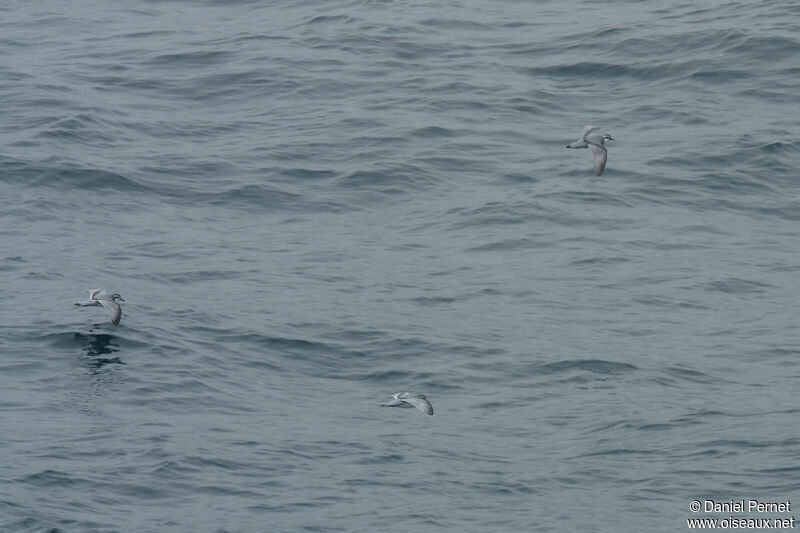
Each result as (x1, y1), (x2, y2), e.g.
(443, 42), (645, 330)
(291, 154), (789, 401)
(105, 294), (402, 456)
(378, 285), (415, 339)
(1, 0), (799, 531)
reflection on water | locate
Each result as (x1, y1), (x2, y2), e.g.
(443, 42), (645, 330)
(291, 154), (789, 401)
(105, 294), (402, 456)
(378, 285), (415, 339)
(65, 332), (125, 418)
(73, 332), (124, 371)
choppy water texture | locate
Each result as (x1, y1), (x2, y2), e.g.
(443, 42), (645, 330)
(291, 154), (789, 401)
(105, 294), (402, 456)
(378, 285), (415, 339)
(2, 0), (800, 531)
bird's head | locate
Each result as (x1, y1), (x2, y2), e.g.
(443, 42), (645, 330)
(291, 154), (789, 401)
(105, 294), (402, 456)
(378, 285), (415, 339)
(602, 134), (615, 142)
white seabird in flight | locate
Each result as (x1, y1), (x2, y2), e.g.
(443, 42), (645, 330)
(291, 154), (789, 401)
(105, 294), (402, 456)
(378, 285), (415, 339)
(75, 289), (124, 326)
(381, 392), (434, 416)
(567, 125), (614, 175)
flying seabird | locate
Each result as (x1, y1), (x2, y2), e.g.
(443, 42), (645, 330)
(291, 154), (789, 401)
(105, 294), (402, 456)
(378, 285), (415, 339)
(75, 289), (124, 326)
(381, 392), (434, 416)
(566, 125), (614, 175)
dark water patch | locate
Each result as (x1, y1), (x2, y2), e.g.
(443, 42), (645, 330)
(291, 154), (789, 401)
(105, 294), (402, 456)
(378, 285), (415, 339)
(32, 113), (114, 145)
(278, 167), (339, 181)
(209, 31), (291, 46)
(574, 447), (660, 459)
(465, 238), (537, 253)
(209, 183), (303, 207)
(471, 479), (539, 496)
(305, 13), (360, 25)
(694, 438), (772, 453)
(760, 201), (800, 222)
(662, 366), (718, 385)
(191, 70), (286, 100)
(325, 328), (386, 343)
(725, 35), (800, 61)
(690, 68), (753, 83)
(581, 420), (635, 435)
(760, 464), (800, 476)
(536, 359), (638, 376)
(81, 354), (125, 371)
(86, 73), (187, 97)
(739, 77), (800, 98)
(161, 268), (248, 283)
(23, 270), (61, 280)
(195, 484), (266, 498)
(36, 331), (118, 350)
(31, 331), (137, 363)
(19, 469), (81, 488)
(409, 125), (460, 140)
(625, 238), (713, 252)
(419, 17), (491, 32)
(231, 333), (330, 352)
(637, 422), (673, 432)
(519, 60), (709, 82)
(146, 49), (235, 67)
(33, 165), (152, 194)
(703, 277), (774, 295)
(171, 183), (350, 213)
(0, 255), (26, 272)
(353, 454), (406, 466)
(337, 163), (436, 194)
(756, 139), (800, 155)
(670, 410), (728, 426)
(122, 241), (200, 260)
(763, 347), (800, 359)
(498, 172), (538, 184)
(357, 369), (413, 383)
(566, 255), (630, 267)
(411, 295), (456, 306)
(632, 295), (713, 311)
(3, 520), (101, 533)
(521, 61), (635, 80)
(345, 364), (437, 383)
(183, 454), (258, 472)
(674, 223), (730, 236)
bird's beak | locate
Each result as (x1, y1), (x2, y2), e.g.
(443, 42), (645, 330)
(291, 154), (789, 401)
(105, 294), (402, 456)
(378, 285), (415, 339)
(608, 136), (615, 141)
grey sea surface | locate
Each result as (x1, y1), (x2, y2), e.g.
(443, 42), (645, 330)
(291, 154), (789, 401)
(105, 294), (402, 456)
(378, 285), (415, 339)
(2, 0), (800, 531)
